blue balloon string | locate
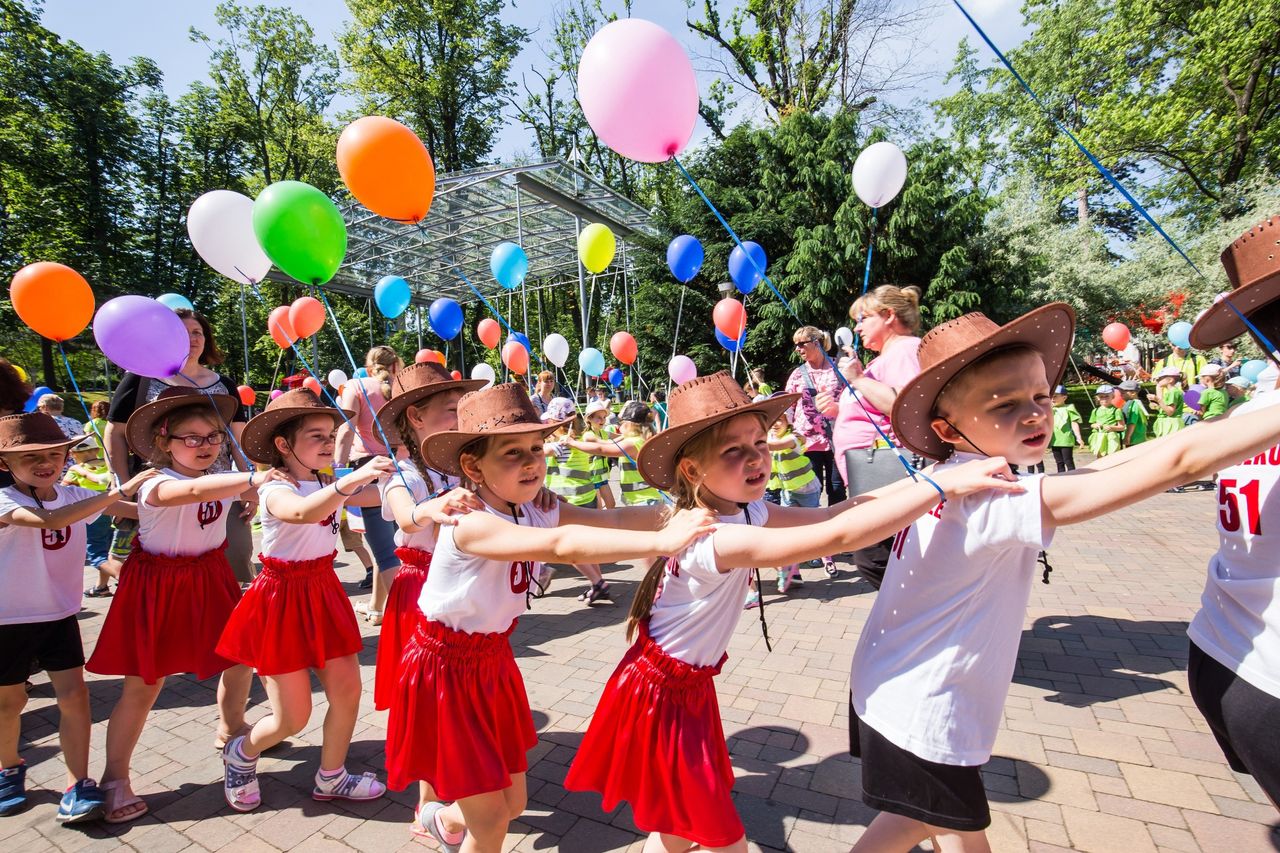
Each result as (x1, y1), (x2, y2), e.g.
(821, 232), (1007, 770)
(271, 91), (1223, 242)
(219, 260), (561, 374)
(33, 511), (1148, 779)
(56, 344), (118, 487)
(452, 267), (545, 370)
(173, 370), (253, 472)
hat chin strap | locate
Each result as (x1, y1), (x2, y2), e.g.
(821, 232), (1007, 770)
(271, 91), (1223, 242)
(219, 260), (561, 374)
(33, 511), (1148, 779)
(941, 417), (995, 459)
(282, 436), (323, 481)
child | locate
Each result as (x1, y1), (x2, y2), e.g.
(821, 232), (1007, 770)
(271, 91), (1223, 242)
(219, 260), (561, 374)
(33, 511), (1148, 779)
(565, 372), (1022, 852)
(542, 399), (610, 602)
(1049, 385), (1084, 472)
(845, 304), (1280, 852)
(387, 382), (717, 852)
(0, 414), (154, 823)
(769, 409), (822, 594)
(582, 400), (616, 510)
(215, 389), (394, 812)
(85, 388), (271, 823)
(1150, 364), (1186, 436)
(567, 401), (660, 507)
(1197, 364), (1229, 419)
(1226, 375), (1253, 407)
(1087, 384), (1124, 457)
(64, 437), (115, 597)
(1118, 379), (1149, 447)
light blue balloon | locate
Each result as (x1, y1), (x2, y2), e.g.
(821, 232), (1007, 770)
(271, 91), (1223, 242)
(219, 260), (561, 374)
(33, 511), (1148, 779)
(157, 292), (194, 312)
(374, 275), (411, 318)
(1167, 321), (1192, 350)
(490, 242), (528, 290)
(1241, 359), (1267, 383)
(578, 347), (606, 377)
(354, 367), (368, 379)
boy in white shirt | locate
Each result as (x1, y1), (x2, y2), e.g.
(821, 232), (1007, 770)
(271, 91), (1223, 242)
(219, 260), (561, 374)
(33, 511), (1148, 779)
(848, 303), (1280, 852)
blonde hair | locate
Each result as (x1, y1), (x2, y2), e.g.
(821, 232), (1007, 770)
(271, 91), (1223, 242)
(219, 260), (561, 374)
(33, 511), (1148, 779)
(851, 284), (922, 335)
(620, 419), (652, 440)
(366, 346), (399, 399)
(792, 325), (831, 351)
(1201, 371), (1226, 390)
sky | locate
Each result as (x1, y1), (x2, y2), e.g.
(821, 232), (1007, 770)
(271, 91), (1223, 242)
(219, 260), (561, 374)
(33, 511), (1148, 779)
(38, 0), (1029, 162)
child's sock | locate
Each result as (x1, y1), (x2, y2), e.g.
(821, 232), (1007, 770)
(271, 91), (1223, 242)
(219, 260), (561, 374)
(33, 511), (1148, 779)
(434, 808), (466, 845)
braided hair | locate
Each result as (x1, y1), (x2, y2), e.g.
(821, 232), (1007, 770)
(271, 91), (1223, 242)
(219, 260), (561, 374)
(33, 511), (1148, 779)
(395, 403), (437, 494)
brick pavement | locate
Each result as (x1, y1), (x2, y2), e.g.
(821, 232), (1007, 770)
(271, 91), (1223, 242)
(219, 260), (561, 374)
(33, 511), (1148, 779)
(5, 484), (1280, 851)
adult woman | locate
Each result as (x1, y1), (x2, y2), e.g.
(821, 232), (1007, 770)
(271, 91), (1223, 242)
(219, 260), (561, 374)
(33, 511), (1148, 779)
(820, 285), (923, 589)
(335, 346), (403, 624)
(784, 326), (846, 510)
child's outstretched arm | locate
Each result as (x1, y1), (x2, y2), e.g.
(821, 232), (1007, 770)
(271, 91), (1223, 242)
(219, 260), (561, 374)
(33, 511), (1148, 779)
(0, 468), (158, 529)
(383, 479), (484, 536)
(147, 468), (292, 507)
(713, 457), (1023, 570)
(565, 436), (638, 458)
(1043, 400), (1280, 527)
(264, 456), (393, 523)
(558, 500), (664, 531)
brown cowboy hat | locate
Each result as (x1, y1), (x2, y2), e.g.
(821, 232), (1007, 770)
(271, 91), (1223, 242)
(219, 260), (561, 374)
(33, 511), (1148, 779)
(421, 383), (571, 477)
(636, 372), (799, 491)
(891, 303), (1076, 461)
(241, 389), (354, 466)
(125, 386), (239, 462)
(374, 362), (486, 438)
(1191, 215), (1280, 350)
(0, 412), (82, 454)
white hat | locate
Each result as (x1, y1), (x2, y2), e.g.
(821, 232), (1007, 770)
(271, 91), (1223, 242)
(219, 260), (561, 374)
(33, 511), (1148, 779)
(1156, 365), (1182, 379)
(1227, 376), (1253, 389)
(584, 400), (610, 418)
(1199, 363), (1224, 377)
(541, 397), (575, 422)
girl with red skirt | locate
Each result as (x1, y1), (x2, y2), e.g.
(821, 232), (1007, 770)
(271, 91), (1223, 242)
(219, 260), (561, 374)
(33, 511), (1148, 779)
(214, 389), (394, 812)
(87, 388), (282, 823)
(387, 383), (715, 853)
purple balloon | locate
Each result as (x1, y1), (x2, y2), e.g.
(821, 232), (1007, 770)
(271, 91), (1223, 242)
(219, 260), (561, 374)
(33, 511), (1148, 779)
(93, 295), (190, 379)
(1183, 383), (1205, 411)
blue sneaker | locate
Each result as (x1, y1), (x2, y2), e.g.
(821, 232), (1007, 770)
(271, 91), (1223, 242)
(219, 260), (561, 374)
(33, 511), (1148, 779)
(0, 763), (27, 816)
(57, 778), (106, 825)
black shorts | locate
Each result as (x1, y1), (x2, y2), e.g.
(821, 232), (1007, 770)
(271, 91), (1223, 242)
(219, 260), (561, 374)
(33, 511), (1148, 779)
(849, 700), (991, 832)
(1188, 642), (1280, 805)
(0, 615), (85, 685)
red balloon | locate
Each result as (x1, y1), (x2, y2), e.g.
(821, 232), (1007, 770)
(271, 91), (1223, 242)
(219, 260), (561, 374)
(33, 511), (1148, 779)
(501, 340), (529, 375)
(268, 306), (297, 349)
(302, 376), (322, 396)
(477, 318), (501, 349)
(450, 370), (462, 380)
(1112, 390), (1125, 408)
(427, 350), (445, 365)
(610, 331), (638, 365)
(288, 296), (326, 338)
(237, 385), (256, 406)
(414, 348), (432, 364)
(713, 298), (747, 340)
(1102, 322), (1130, 351)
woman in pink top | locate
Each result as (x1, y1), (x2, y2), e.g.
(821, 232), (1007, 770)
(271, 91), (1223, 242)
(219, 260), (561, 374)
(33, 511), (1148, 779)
(820, 285), (923, 589)
(784, 326), (846, 511)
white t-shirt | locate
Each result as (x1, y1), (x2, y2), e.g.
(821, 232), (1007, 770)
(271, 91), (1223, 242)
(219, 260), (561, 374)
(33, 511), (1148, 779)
(418, 500), (560, 634)
(851, 454), (1052, 766)
(138, 469), (231, 557)
(1188, 386), (1280, 698)
(0, 484), (101, 625)
(260, 480), (341, 561)
(379, 460), (459, 551)
(648, 500), (769, 668)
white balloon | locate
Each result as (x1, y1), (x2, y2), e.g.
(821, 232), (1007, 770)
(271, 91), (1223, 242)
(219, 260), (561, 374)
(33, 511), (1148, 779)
(835, 326), (854, 347)
(186, 190), (273, 285)
(327, 369), (348, 388)
(543, 333), (570, 369)
(852, 142), (908, 208)
(471, 362), (496, 389)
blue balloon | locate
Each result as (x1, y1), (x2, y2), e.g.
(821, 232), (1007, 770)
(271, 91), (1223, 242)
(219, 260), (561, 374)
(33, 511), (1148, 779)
(490, 242), (528, 290)
(1241, 359), (1268, 383)
(507, 332), (532, 353)
(715, 327), (748, 353)
(666, 234), (704, 283)
(354, 367), (368, 379)
(428, 298), (463, 340)
(24, 386), (52, 412)
(374, 275), (411, 318)
(728, 241), (767, 294)
(1167, 321), (1193, 350)
(578, 347), (606, 377)
(608, 368), (624, 388)
(157, 292), (194, 312)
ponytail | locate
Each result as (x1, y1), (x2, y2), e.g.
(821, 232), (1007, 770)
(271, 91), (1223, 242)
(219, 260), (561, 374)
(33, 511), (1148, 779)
(366, 345), (398, 400)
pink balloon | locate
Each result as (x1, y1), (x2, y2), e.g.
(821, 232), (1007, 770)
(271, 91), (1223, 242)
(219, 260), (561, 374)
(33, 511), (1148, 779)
(269, 389), (284, 400)
(577, 19), (698, 163)
(668, 355), (697, 385)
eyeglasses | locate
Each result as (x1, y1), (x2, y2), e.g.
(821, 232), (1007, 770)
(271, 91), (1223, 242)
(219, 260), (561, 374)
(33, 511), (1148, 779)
(793, 340), (819, 350)
(169, 432), (225, 448)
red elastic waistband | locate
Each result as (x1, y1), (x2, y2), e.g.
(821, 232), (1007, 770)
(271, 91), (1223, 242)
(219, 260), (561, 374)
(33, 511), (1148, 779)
(412, 618), (517, 660)
(394, 547), (433, 568)
(132, 543), (227, 564)
(632, 620), (727, 687)
(258, 550), (337, 576)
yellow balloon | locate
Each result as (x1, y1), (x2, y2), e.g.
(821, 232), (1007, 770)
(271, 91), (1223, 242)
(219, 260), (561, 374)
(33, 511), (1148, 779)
(577, 223), (616, 274)
(12, 365), (26, 382)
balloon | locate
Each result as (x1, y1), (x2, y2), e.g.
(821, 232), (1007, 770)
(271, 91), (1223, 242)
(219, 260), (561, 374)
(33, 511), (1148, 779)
(268, 306), (297, 349)
(1112, 390), (1125, 409)
(1242, 359), (1267, 383)
(10, 262), (94, 342)
(428, 297), (463, 340)
(712, 298), (748, 340)
(354, 367), (368, 379)
(470, 362), (496, 388)
(12, 365), (26, 382)
(93, 296), (190, 378)
(288, 296), (326, 338)
(490, 242), (528, 290)
(1102, 322), (1130, 351)
(327, 369), (348, 388)
(450, 370), (462, 380)
(579, 348), (606, 377)
(852, 141), (908, 207)
(252, 181), (347, 285)
(302, 376), (322, 396)
(728, 242), (767, 294)
(187, 190), (273, 284)
(374, 275), (411, 319)
(715, 327), (748, 353)
(835, 327), (854, 348)
(507, 332), (532, 354)
(336, 116), (435, 223)
(1167, 321), (1193, 350)
(24, 386), (52, 412)
(1183, 384), (1204, 411)
(668, 355), (697, 385)
(414, 349), (432, 364)
(269, 389), (284, 401)
(610, 331), (638, 366)
(501, 341), (529, 375)
(477, 318), (501, 349)
(578, 223), (616, 273)
(157, 293), (194, 312)
(425, 350), (445, 365)
(237, 385), (256, 406)
(666, 234), (704, 283)
(543, 333), (570, 368)
(608, 368), (624, 388)
(577, 19), (697, 163)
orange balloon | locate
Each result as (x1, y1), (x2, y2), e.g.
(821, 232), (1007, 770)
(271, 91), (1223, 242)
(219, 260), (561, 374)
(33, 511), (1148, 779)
(450, 370), (462, 380)
(288, 296), (326, 338)
(428, 350), (445, 365)
(337, 116), (436, 223)
(10, 262), (94, 342)
(302, 376), (322, 396)
(501, 340), (529, 375)
(268, 306), (297, 349)
(477, 318), (501, 349)
(237, 385), (256, 406)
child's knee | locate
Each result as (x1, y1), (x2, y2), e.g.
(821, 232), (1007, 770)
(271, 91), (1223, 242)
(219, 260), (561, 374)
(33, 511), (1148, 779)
(506, 792), (527, 822)
(54, 679), (90, 710)
(0, 686), (28, 716)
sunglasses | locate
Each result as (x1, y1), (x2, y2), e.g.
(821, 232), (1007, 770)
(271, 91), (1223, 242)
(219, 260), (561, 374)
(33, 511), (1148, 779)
(169, 431), (225, 449)
(793, 339), (819, 350)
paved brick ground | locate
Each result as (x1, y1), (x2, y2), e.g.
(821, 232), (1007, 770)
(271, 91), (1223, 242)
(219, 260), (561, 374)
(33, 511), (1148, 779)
(5, 481), (1280, 851)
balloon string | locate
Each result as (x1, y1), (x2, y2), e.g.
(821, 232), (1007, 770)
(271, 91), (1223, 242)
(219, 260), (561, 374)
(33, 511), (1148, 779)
(452, 267), (546, 369)
(852, 206), (878, 358)
(56, 343), (119, 489)
(668, 285), (687, 397)
(173, 371), (254, 471)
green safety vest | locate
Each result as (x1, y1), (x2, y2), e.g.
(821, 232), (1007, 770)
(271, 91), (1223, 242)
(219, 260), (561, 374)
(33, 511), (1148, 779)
(551, 443), (600, 506)
(619, 437), (660, 505)
(772, 439), (817, 493)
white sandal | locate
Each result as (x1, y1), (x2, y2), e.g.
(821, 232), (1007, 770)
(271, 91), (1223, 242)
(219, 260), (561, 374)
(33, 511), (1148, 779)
(312, 769), (386, 802)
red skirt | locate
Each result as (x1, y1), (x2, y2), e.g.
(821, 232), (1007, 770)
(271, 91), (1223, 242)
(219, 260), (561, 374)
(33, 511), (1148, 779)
(385, 619), (536, 800)
(373, 547), (432, 711)
(564, 620), (743, 848)
(87, 545), (241, 685)
(216, 551), (363, 676)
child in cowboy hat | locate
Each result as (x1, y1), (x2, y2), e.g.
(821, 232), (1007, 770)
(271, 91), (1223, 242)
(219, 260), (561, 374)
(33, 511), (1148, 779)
(565, 372), (1023, 853)
(0, 414), (154, 824)
(385, 383), (716, 853)
(845, 304), (1280, 852)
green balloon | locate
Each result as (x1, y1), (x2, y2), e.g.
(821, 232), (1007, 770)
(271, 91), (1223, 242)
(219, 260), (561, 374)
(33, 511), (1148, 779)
(252, 181), (347, 284)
